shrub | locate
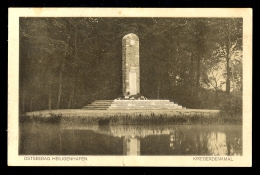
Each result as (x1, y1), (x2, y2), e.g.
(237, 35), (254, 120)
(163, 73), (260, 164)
(218, 92), (242, 116)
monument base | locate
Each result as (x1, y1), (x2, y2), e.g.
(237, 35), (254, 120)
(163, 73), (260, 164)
(83, 100), (185, 110)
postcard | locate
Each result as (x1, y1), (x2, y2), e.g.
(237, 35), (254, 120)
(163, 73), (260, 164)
(8, 8), (252, 166)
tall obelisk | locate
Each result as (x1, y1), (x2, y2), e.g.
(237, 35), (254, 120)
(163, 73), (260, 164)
(122, 33), (140, 96)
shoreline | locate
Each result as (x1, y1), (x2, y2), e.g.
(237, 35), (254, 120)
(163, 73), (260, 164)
(21, 109), (242, 125)
(25, 109), (221, 117)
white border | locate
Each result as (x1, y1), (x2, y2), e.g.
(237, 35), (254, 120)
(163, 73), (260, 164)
(8, 8), (252, 166)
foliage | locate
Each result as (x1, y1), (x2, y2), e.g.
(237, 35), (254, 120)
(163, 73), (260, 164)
(218, 91), (242, 116)
(19, 17), (243, 116)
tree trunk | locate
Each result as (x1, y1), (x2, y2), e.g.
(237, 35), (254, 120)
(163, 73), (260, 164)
(57, 61), (65, 109)
(68, 78), (75, 109)
(215, 89), (219, 105)
(30, 97), (33, 112)
(226, 32), (231, 94)
(22, 89), (25, 113)
(48, 81), (52, 110)
(57, 71), (62, 109)
(157, 65), (161, 99)
(58, 35), (69, 109)
(68, 25), (77, 109)
(231, 65), (235, 90)
(191, 52), (194, 96)
(196, 54), (200, 96)
(157, 85), (160, 99)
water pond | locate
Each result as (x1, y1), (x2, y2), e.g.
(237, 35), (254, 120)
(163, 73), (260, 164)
(19, 122), (242, 156)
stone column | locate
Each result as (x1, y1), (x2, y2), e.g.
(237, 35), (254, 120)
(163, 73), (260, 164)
(122, 33), (140, 96)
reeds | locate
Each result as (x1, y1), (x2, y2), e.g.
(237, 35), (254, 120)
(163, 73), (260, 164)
(19, 113), (62, 124)
(20, 112), (242, 125)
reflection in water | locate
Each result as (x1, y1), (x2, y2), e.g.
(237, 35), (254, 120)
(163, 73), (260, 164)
(19, 123), (242, 156)
(207, 132), (227, 155)
(123, 137), (140, 155)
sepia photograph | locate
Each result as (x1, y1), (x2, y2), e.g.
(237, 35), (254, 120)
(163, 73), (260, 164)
(8, 8), (252, 166)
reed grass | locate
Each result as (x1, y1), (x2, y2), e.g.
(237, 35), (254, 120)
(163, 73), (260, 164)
(20, 112), (242, 125)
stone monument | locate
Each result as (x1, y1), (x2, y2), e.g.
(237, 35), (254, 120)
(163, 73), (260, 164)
(122, 33), (140, 96)
(83, 33), (185, 110)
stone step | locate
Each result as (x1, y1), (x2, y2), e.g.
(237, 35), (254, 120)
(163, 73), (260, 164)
(85, 104), (184, 109)
(108, 107), (183, 110)
(88, 103), (112, 106)
(83, 106), (108, 108)
(83, 108), (108, 110)
(113, 100), (171, 102)
(110, 106), (179, 108)
(95, 100), (114, 102)
(85, 103), (112, 105)
(111, 102), (178, 104)
(92, 102), (113, 104)
(111, 102), (173, 104)
(109, 105), (179, 108)
(84, 106), (111, 109)
(110, 103), (179, 106)
(84, 105), (110, 108)
(83, 100), (114, 110)
(111, 102), (176, 105)
(110, 104), (181, 107)
(83, 100), (185, 110)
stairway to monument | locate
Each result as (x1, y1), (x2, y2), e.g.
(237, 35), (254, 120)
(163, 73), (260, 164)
(83, 100), (114, 110)
(109, 100), (184, 110)
(83, 100), (185, 110)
